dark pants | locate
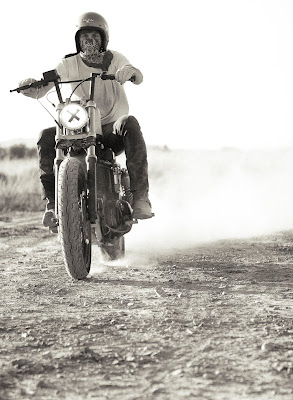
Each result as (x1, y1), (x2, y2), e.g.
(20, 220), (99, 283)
(37, 115), (149, 202)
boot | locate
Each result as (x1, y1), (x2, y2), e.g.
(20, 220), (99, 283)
(132, 198), (153, 219)
(42, 199), (57, 233)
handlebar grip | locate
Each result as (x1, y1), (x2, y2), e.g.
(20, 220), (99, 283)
(100, 73), (115, 80)
(100, 73), (135, 82)
(96, 73), (135, 82)
(10, 80), (48, 93)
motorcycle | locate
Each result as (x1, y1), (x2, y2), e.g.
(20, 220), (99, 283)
(10, 70), (139, 280)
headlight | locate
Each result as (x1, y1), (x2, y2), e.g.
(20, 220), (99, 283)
(60, 103), (88, 130)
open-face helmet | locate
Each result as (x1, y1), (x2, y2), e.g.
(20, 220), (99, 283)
(75, 12), (109, 53)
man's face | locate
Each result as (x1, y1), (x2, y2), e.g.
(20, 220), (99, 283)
(79, 29), (102, 54)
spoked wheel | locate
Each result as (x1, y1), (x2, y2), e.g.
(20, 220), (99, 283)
(101, 236), (125, 261)
(58, 157), (91, 279)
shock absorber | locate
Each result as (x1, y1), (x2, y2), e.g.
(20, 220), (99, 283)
(112, 166), (121, 193)
(121, 169), (133, 205)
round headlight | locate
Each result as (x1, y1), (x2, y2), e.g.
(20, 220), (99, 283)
(60, 104), (88, 130)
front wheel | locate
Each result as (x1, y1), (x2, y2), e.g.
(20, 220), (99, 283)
(58, 158), (91, 279)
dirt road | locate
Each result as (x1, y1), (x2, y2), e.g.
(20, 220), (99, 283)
(0, 212), (292, 400)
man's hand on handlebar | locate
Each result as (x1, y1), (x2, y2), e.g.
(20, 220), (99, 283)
(18, 78), (40, 98)
(115, 65), (143, 85)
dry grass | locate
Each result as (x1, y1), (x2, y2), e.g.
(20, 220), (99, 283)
(0, 147), (168, 212)
(0, 158), (43, 212)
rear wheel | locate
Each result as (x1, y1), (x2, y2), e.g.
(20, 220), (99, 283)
(101, 236), (125, 260)
(58, 158), (91, 279)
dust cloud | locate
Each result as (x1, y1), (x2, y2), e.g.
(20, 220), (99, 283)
(125, 147), (293, 254)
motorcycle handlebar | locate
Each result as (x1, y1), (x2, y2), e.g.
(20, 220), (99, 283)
(10, 72), (117, 93)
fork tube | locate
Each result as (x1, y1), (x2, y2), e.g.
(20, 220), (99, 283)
(54, 106), (65, 217)
(86, 98), (97, 223)
(87, 147), (97, 223)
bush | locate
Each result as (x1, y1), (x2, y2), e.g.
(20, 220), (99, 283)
(0, 147), (7, 160)
(7, 144), (37, 159)
(9, 144), (27, 159)
(0, 172), (7, 183)
(26, 147), (38, 158)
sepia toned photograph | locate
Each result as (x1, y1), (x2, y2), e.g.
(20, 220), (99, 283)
(1, 1), (292, 399)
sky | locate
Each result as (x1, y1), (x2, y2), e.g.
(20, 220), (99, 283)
(3, 0), (293, 150)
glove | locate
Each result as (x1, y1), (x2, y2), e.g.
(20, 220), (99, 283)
(18, 78), (39, 98)
(115, 65), (142, 85)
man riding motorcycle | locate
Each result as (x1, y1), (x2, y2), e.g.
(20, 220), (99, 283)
(19, 11), (152, 229)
